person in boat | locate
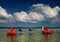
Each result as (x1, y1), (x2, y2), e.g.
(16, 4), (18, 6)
(29, 28), (32, 31)
(7, 27), (17, 35)
(42, 27), (52, 40)
(42, 27), (52, 34)
(19, 28), (23, 31)
(7, 27), (16, 42)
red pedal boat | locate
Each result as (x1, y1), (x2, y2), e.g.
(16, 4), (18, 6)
(7, 27), (16, 35)
(7, 27), (17, 42)
(42, 27), (52, 40)
(42, 27), (52, 35)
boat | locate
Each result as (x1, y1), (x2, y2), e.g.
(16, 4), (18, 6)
(7, 27), (16, 35)
(42, 27), (52, 34)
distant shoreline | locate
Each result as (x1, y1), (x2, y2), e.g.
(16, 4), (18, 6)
(0, 27), (60, 29)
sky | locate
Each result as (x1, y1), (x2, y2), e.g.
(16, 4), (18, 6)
(0, 0), (60, 27)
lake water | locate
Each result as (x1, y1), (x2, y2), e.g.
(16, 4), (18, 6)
(0, 29), (60, 42)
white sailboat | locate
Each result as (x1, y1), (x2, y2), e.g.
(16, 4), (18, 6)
(42, 26), (44, 30)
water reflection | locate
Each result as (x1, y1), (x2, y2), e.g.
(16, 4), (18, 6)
(29, 33), (31, 35)
(42, 27), (52, 40)
(7, 34), (16, 42)
(19, 33), (23, 35)
(7, 27), (17, 42)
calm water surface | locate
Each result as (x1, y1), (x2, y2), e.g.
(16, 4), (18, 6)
(0, 29), (60, 42)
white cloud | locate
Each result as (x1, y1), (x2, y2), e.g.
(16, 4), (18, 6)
(32, 4), (60, 18)
(0, 4), (60, 23)
(29, 12), (44, 21)
(14, 11), (31, 22)
(14, 11), (44, 22)
(0, 6), (10, 18)
(0, 6), (14, 23)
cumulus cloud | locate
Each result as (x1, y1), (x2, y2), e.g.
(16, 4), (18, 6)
(0, 4), (60, 23)
(32, 4), (60, 18)
(14, 11), (44, 22)
(14, 11), (31, 22)
(0, 6), (14, 23)
(29, 12), (44, 21)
